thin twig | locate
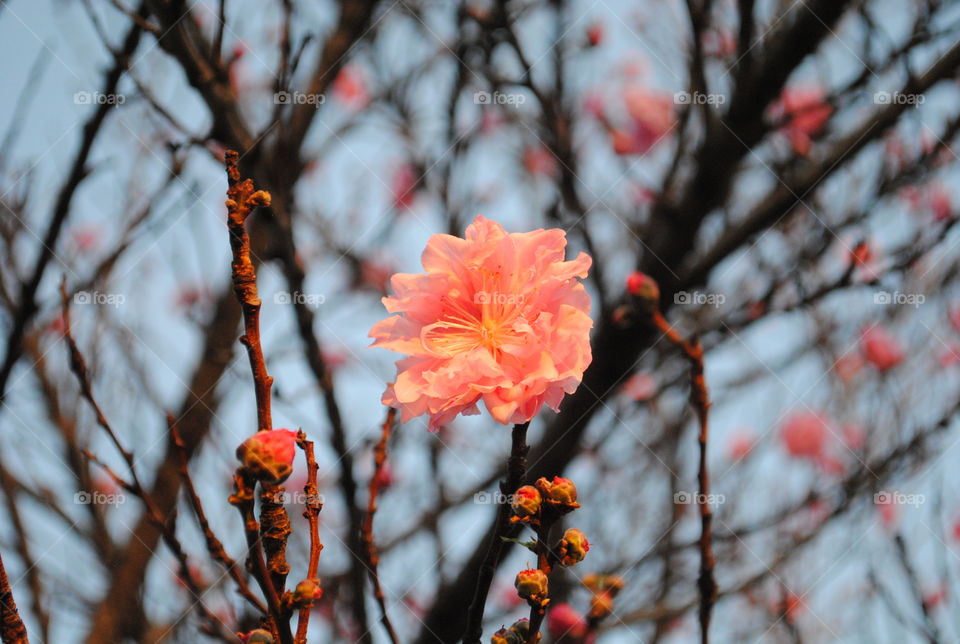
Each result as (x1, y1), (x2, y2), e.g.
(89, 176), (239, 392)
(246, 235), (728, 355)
(651, 311), (715, 644)
(224, 149), (274, 433)
(294, 431), (324, 644)
(362, 409), (400, 644)
(168, 418), (267, 615)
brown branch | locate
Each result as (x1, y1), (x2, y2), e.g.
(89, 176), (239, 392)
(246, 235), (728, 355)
(222, 151), (294, 644)
(225, 149), (273, 432)
(650, 311), (715, 644)
(0, 469), (47, 642)
(362, 409), (400, 644)
(169, 419), (267, 615)
(230, 471), (288, 644)
(463, 421), (531, 644)
(294, 431), (324, 644)
(0, 550), (28, 644)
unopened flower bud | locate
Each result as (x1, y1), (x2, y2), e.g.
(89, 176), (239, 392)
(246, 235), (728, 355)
(626, 271), (660, 306)
(559, 528), (590, 566)
(512, 485), (542, 518)
(583, 573), (624, 595)
(535, 476), (579, 506)
(236, 429), (298, 484)
(588, 591), (616, 620)
(515, 568), (549, 606)
(490, 628), (518, 644)
(509, 618), (531, 640)
(238, 629), (275, 644)
(292, 578), (323, 606)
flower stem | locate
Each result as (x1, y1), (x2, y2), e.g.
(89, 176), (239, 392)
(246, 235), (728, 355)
(463, 421), (530, 643)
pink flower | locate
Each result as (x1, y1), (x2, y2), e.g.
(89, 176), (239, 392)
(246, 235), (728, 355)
(236, 429), (298, 483)
(702, 29), (737, 58)
(928, 184), (952, 221)
(950, 305), (960, 332)
(860, 325), (904, 371)
(333, 65), (369, 109)
(368, 215), (593, 429)
(391, 163), (419, 210)
(727, 431), (754, 461)
(548, 603), (591, 642)
(774, 87), (832, 156)
(780, 412), (829, 460)
(614, 87), (675, 155)
(522, 145), (558, 178)
(623, 373), (656, 401)
(586, 22), (604, 47)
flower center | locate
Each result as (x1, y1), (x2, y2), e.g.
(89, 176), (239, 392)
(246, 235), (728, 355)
(421, 291), (523, 357)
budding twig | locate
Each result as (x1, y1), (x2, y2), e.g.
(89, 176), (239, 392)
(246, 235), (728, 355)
(464, 421), (530, 644)
(224, 149), (274, 433)
(362, 409), (400, 644)
(294, 431), (324, 644)
(223, 151), (294, 644)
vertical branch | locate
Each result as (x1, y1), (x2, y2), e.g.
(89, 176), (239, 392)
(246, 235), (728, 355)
(523, 522), (556, 644)
(294, 432), (324, 644)
(651, 311), (716, 644)
(223, 151), (294, 644)
(463, 421), (530, 644)
(0, 550), (29, 644)
(362, 409), (400, 644)
(224, 149), (274, 433)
